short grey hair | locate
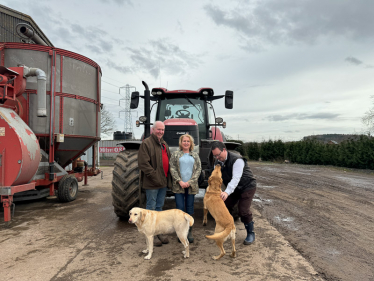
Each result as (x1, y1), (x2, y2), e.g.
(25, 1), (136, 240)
(152, 120), (165, 129)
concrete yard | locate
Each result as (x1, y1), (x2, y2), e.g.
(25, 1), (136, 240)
(2, 164), (363, 281)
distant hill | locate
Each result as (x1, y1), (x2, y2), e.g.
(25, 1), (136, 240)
(303, 134), (362, 144)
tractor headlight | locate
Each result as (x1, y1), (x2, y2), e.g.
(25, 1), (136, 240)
(151, 91), (157, 96)
(157, 91), (163, 95)
(202, 91), (208, 95)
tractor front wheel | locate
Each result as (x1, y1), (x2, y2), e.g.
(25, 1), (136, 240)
(112, 149), (144, 219)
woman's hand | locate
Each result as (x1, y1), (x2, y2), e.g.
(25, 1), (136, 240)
(179, 181), (189, 188)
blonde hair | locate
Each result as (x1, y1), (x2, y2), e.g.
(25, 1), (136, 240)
(179, 134), (195, 151)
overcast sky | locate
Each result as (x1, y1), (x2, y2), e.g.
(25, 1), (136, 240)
(3, 0), (374, 141)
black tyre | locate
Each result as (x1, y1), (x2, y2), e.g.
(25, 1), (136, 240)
(57, 175), (79, 202)
(111, 149), (143, 219)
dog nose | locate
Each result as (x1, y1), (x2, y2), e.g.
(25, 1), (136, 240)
(128, 219), (132, 223)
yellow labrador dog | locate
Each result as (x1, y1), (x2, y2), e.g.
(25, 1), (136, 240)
(129, 207), (194, 260)
(203, 165), (236, 260)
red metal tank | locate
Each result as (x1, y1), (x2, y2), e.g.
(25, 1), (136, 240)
(0, 107), (41, 186)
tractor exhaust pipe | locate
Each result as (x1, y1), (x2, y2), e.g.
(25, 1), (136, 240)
(16, 23), (48, 46)
(142, 81), (151, 139)
(22, 65), (47, 117)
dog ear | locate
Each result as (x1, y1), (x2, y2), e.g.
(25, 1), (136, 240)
(140, 211), (146, 223)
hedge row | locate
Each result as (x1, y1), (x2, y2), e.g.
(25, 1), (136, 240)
(236, 135), (374, 170)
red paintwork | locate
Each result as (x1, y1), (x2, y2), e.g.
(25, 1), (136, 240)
(0, 66), (26, 99)
(0, 107), (41, 186)
(151, 87), (214, 95)
(211, 127), (224, 142)
(164, 118), (198, 126)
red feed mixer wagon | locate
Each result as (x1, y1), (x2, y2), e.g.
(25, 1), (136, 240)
(0, 41), (102, 224)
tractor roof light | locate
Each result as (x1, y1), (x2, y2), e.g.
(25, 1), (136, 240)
(151, 91), (157, 96)
(215, 117), (223, 124)
(157, 91), (163, 95)
(139, 116), (147, 122)
(136, 120), (140, 127)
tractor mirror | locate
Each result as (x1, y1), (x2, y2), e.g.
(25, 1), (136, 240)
(130, 91), (140, 109)
(225, 90), (233, 109)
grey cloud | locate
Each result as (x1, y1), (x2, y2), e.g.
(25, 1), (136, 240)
(266, 112), (339, 121)
(70, 24), (113, 53)
(345, 56), (363, 65)
(107, 59), (132, 74)
(176, 21), (184, 34)
(86, 44), (103, 54)
(204, 0), (374, 51)
(284, 130), (300, 133)
(100, 0), (133, 5)
(126, 39), (202, 78)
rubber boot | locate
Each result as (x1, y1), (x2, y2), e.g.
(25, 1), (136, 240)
(157, 235), (169, 244)
(243, 221), (255, 245)
(154, 236), (162, 247)
(187, 227), (194, 243)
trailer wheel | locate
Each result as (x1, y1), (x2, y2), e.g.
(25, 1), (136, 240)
(111, 149), (144, 219)
(57, 175), (79, 202)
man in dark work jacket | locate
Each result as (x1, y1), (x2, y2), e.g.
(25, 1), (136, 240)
(211, 141), (257, 245)
(138, 121), (172, 246)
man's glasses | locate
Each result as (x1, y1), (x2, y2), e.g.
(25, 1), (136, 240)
(213, 150), (223, 158)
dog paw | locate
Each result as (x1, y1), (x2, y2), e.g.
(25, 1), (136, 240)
(142, 250), (148, 254)
(202, 221), (207, 226)
(182, 251), (189, 258)
(212, 254), (224, 260)
(230, 252), (236, 258)
(144, 255), (152, 260)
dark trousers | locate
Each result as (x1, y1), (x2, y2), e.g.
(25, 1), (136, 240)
(225, 187), (256, 224)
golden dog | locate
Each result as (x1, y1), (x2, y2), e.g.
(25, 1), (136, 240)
(129, 207), (194, 260)
(203, 165), (236, 260)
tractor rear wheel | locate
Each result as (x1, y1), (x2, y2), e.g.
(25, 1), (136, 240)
(111, 149), (144, 219)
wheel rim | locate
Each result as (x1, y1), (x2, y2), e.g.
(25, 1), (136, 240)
(69, 180), (78, 198)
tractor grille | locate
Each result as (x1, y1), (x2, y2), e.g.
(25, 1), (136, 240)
(163, 125), (199, 147)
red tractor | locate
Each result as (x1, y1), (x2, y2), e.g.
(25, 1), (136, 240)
(111, 81), (240, 218)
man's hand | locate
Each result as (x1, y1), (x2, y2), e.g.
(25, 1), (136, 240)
(220, 191), (228, 201)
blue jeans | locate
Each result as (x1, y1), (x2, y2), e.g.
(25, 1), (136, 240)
(145, 187), (167, 211)
(175, 189), (195, 215)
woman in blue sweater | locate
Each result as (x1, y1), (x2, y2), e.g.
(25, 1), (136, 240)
(169, 134), (201, 243)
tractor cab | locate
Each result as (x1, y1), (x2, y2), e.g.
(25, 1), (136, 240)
(132, 86), (233, 150)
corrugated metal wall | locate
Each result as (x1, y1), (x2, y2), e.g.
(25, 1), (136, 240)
(0, 4), (53, 46)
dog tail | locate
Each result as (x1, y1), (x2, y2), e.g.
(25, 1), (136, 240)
(184, 213), (194, 227)
(206, 227), (232, 241)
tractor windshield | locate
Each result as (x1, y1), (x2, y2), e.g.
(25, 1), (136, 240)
(157, 97), (207, 142)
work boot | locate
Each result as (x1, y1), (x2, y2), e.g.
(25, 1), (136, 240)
(243, 221), (255, 245)
(157, 235), (169, 244)
(154, 236), (162, 247)
(187, 227), (194, 243)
